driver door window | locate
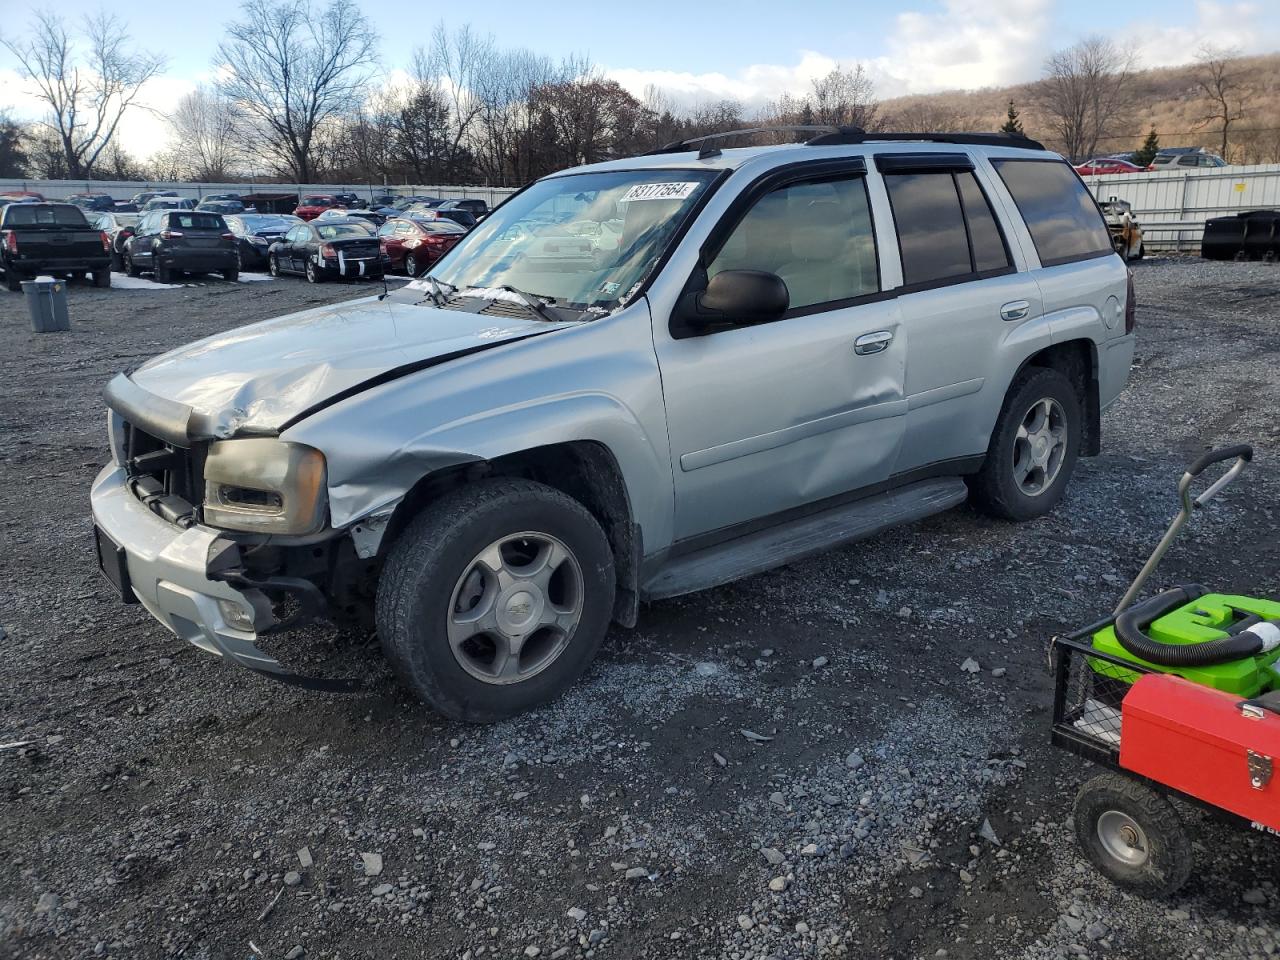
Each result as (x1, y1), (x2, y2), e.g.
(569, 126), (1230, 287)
(708, 177), (879, 313)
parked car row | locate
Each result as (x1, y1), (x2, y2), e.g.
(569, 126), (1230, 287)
(0, 198), (485, 290)
(1074, 147), (1228, 176)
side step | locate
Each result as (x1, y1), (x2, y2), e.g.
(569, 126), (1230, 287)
(642, 477), (968, 601)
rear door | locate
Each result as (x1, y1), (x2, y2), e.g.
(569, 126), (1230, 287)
(653, 160), (907, 541)
(879, 153), (1045, 475)
(168, 211), (229, 267)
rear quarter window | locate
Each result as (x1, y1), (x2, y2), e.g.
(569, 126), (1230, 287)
(991, 159), (1113, 267)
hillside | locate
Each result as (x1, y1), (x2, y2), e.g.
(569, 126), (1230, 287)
(879, 52), (1280, 163)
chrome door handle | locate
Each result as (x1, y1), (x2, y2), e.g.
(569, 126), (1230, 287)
(1000, 300), (1030, 321)
(853, 331), (893, 355)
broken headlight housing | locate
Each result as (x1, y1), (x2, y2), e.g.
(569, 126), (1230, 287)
(203, 438), (327, 534)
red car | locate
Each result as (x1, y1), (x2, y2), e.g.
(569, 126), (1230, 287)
(377, 217), (468, 276)
(1074, 158), (1148, 176)
(293, 195), (341, 221)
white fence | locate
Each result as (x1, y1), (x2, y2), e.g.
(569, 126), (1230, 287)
(1082, 163), (1280, 252)
(0, 178), (519, 208)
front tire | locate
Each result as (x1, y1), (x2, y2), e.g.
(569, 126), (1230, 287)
(968, 366), (1081, 521)
(1073, 773), (1192, 895)
(376, 479), (616, 723)
(269, 254), (281, 277)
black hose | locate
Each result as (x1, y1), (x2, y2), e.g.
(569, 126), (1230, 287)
(1115, 585), (1268, 667)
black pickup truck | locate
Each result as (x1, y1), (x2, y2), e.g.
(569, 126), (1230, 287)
(1, 202), (112, 291)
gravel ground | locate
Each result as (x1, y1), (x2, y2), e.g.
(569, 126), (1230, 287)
(1, 259), (1278, 960)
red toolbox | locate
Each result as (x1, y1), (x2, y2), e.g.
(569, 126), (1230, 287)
(1121, 673), (1280, 833)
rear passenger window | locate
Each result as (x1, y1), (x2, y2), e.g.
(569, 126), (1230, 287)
(883, 170), (1010, 286)
(991, 159), (1113, 266)
(955, 172), (1011, 274)
(708, 176), (878, 311)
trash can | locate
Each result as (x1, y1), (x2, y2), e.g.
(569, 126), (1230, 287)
(21, 276), (70, 333)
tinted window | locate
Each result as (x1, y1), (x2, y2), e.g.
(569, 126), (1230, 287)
(884, 172), (971, 285)
(991, 159), (1112, 266)
(708, 176), (878, 310)
(955, 172), (1011, 274)
(5, 205), (89, 227)
(1178, 155), (1198, 167)
(172, 213), (225, 230)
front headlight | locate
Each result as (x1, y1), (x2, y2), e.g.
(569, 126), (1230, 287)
(203, 438), (327, 534)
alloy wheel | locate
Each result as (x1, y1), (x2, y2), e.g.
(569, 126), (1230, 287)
(446, 532), (584, 685)
(1012, 397), (1068, 496)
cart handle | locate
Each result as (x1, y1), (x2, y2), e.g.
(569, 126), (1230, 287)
(1115, 444), (1253, 615)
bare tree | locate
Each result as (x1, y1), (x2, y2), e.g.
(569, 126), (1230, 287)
(811, 64), (879, 130)
(1192, 45), (1250, 161)
(2, 12), (165, 178)
(1038, 36), (1137, 162)
(215, 0), (378, 182)
(169, 86), (240, 181)
(884, 98), (972, 133)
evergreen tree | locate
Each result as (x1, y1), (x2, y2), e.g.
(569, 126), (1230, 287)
(1001, 100), (1024, 136)
(1134, 127), (1160, 167)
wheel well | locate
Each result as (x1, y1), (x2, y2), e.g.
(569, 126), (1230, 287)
(1018, 340), (1100, 456)
(381, 441), (641, 627)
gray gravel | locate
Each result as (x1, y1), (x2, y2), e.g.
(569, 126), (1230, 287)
(1, 258), (1278, 959)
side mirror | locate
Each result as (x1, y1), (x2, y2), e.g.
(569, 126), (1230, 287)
(677, 269), (790, 330)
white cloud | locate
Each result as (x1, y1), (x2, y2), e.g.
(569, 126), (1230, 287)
(1130, 1), (1280, 68)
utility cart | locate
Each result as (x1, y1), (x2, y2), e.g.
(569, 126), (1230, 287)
(1050, 445), (1280, 894)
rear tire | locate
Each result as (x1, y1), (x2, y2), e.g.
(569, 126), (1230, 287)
(1073, 773), (1192, 895)
(305, 259), (322, 284)
(155, 262), (172, 284)
(111, 250), (124, 272)
(222, 268), (239, 282)
(93, 268), (111, 288)
(376, 479), (615, 723)
(4, 269), (22, 292)
(968, 366), (1081, 521)
(125, 252), (141, 278)
(405, 253), (420, 277)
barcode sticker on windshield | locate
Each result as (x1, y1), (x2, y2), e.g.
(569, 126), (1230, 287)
(619, 182), (700, 203)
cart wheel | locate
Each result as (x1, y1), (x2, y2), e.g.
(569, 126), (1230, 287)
(1073, 772), (1192, 895)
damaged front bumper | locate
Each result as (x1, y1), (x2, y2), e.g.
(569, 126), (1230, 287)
(90, 464), (359, 692)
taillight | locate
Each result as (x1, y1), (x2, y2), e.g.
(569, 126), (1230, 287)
(221, 232), (235, 241)
(1125, 269), (1136, 334)
(160, 230), (184, 239)
(320, 243), (335, 258)
(3, 230), (16, 253)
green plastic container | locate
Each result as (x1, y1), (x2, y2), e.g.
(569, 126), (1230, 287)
(1091, 593), (1280, 697)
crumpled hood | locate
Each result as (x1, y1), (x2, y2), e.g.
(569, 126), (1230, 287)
(128, 295), (571, 434)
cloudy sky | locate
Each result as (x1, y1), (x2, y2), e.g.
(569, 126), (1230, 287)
(1, 0), (1276, 158)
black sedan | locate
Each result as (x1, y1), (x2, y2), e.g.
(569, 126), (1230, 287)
(224, 214), (302, 270)
(267, 218), (385, 283)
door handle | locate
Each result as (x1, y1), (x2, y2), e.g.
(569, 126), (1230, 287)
(1000, 300), (1030, 321)
(854, 331), (893, 355)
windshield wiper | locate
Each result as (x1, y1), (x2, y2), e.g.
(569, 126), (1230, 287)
(413, 274), (456, 308)
(490, 284), (560, 323)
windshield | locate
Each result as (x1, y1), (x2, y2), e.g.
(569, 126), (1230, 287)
(424, 169), (718, 310)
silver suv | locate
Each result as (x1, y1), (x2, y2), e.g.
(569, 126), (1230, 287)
(91, 129), (1136, 720)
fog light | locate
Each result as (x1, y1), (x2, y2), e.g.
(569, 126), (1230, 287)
(217, 598), (256, 632)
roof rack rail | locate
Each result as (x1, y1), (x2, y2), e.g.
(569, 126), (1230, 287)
(641, 126), (1045, 159)
(804, 130), (1046, 151)
(644, 125), (855, 159)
